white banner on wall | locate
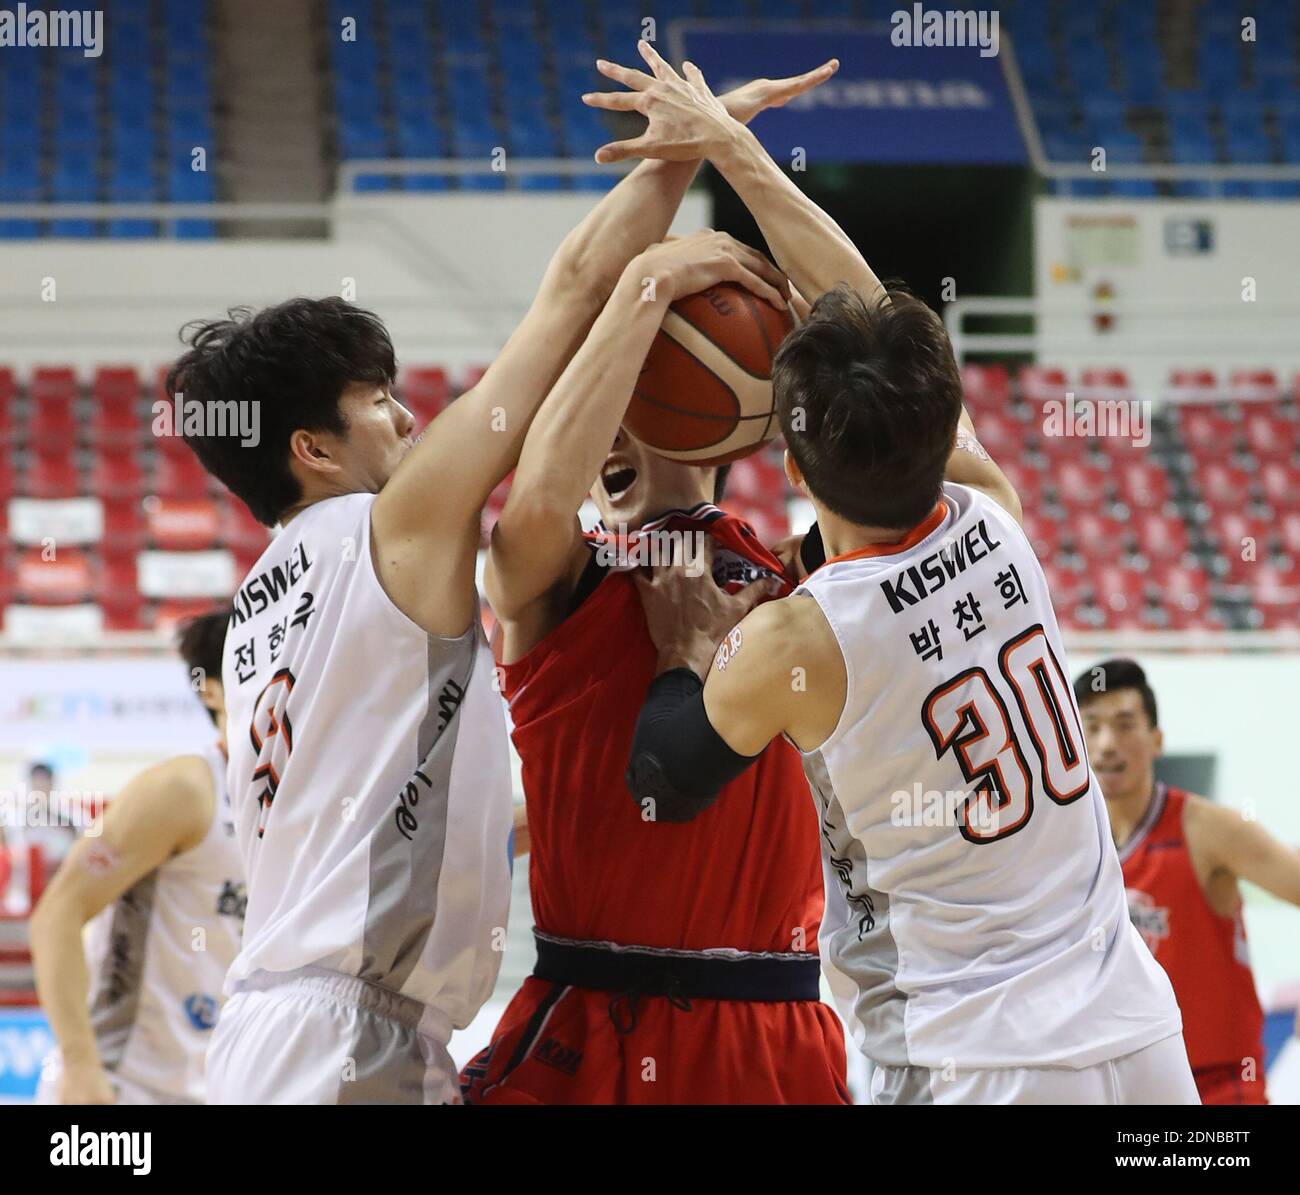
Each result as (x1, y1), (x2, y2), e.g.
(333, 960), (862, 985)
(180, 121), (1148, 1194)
(0, 657), (215, 754)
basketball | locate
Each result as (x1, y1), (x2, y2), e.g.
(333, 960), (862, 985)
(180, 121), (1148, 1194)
(624, 282), (795, 466)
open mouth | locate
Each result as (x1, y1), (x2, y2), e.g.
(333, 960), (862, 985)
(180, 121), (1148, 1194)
(601, 465), (638, 500)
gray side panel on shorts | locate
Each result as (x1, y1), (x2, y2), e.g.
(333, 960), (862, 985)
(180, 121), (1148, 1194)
(802, 749), (910, 1065)
(871, 1065), (936, 1105)
(335, 1014), (430, 1105)
(88, 871), (160, 1073)
(358, 629), (475, 993)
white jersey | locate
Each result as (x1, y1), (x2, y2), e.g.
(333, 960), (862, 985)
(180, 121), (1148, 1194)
(795, 483), (1181, 1070)
(82, 743), (243, 1102)
(222, 492), (513, 1030)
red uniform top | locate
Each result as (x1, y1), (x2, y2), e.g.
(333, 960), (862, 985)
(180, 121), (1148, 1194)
(1120, 783), (1266, 1074)
(500, 504), (824, 954)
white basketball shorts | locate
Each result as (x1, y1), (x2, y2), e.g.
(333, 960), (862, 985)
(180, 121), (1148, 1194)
(870, 1032), (1200, 1105)
(205, 966), (460, 1105)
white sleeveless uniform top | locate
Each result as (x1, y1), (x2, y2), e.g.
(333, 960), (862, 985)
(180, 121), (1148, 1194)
(222, 492), (513, 1031)
(84, 743), (244, 1101)
(795, 483), (1181, 1070)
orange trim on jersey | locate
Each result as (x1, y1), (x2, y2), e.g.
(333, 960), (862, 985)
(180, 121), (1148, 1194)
(818, 500), (950, 568)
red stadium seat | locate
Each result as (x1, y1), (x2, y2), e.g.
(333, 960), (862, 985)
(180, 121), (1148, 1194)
(27, 397), (78, 448)
(1166, 369), (1219, 403)
(1021, 511), (1065, 561)
(150, 450), (212, 498)
(1088, 562), (1146, 615)
(1018, 365), (1069, 404)
(30, 366), (77, 402)
(1241, 408), (1299, 461)
(960, 363), (1010, 415)
(1179, 404), (1239, 454)
(970, 409), (1024, 456)
(1206, 509), (1264, 580)
(1077, 367), (1133, 401)
(1041, 561), (1088, 616)
(996, 459), (1045, 510)
(1053, 458), (1110, 506)
(89, 393), (144, 447)
(1259, 461), (1300, 509)
(92, 366), (141, 400)
(1243, 562), (1300, 628)
(1195, 460), (1253, 507)
(16, 546), (92, 603)
(89, 446), (144, 501)
(22, 447), (80, 499)
(1131, 510), (1189, 562)
(1147, 561), (1212, 618)
(1070, 511), (1130, 560)
(102, 498), (147, 552)
(1112, 459), (1171, 508)
(1229, 369), (1280, 403)
(0, 391), (13, 444)
(1277, 510), (1300, 557)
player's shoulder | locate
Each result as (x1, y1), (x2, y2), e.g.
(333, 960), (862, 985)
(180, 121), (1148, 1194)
(120, 754), (216, 844)
(1181, 790), (1238, 833)
(732, 593), (839, 673)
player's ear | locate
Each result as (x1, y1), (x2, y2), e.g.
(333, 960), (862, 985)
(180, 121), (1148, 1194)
(782, 448), (804, 491)
(1151, 725), (1164, 757)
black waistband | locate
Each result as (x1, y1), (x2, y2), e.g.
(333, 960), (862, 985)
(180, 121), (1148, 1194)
(532, 932), (821, 1002)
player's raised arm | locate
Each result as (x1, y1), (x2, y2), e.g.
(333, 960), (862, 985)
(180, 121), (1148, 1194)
(29, 757), (214, 1104)
(374, 58), (841, 636)
(488, 233), (786, 622)
(586, 41), (880, 309)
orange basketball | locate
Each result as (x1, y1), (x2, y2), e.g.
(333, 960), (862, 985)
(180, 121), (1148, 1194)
(625, 282), (796, 465)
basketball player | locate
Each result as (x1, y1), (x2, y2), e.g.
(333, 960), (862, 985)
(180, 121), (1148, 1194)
(1075, 658), (1300, 1104)
(30, 612), (243, 1105)
(171, 65), (793, 1104)
(459, 60), (848, 1107)
(597, 43), (1196, 1104)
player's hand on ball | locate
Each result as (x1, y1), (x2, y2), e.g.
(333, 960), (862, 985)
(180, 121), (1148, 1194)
(585, 40), (745, 164)
(59, 1061), (116, 1105)
(633, 537), (776, 678)
(632, 229), (788, 309)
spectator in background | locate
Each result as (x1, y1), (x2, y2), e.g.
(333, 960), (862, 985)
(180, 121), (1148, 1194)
(23, 761), (79, 881)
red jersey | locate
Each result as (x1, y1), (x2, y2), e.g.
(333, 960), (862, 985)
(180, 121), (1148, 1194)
(1120, 783), (1267, 1101)
(500, 504), (824, 954)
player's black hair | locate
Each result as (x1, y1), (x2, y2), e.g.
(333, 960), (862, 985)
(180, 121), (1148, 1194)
(772, 284), (962, 530)
(167, 297), (397, 526)
(177, 610), (230, 726)
(712, 463), (731, 503)
(27, 761), (54, 783)
(1072, 658), (1159, 728)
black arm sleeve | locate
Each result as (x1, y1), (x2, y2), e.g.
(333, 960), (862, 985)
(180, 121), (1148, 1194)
(625, 668), (762, 823)
(799, 521), (826, 575)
